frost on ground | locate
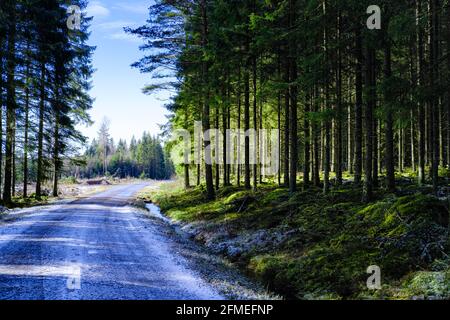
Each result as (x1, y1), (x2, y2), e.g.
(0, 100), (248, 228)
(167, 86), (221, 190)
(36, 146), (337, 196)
(143, 203), (278, 300)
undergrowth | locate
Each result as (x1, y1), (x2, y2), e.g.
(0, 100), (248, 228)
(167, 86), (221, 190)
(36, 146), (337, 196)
(139, 181), (450, 300)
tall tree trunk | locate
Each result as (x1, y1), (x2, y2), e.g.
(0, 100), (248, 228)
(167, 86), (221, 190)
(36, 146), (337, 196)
(354, 27), (363, 186)
(378, 119), (382, 174)
(3, 6), (16, 205)
(0, 37), (4, 199)
(222, 82), (227, 187)
(277, 57), (282, 186)
(197, 162), (201, 186)
(335, 10), (343, 185)
(215, 103), (219, 190)
(237, 67), (242, 187)
(373, 119), (379, 188)
(363, 46), (375, 202)
(11, 125), (15, 197)
(429, 0), (440, 194)
(409, 41), (417, 173)
(197, 97), (201, 186)
(384, 39), (396, 192)
(200, 0), (215, 199)
(289, 0), (298, 193)
(411, 110), (416, 172)
(323, 0), (330, 194)
(184, 110), (190, 189)
(447, 2), (450, 168)
(52, 61), (63, 198)
(253, 56), (258, 191)
(283, 57), (290, 187)
(23, 42), (31, 198)
(348, 92), (354, 174)
(313, 84), (320, 187)
(227, 73), (231, 185)
(52, 112), (60, 197)
(439, 99), (444, 167)
(259, 81), (263, 184)
(36, 61), (46, 199)
(417, 0), (426, 185)
(244, 49), (251, 190)
(304, 92), (311, 188)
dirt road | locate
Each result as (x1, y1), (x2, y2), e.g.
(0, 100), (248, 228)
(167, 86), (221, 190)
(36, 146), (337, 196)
(0, 183), (245, 300)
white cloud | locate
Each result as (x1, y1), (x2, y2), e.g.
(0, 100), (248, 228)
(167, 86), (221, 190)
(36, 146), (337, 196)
(113, 3), (149, 15)
(108, 31), (141, 43)
(92, 19), (140, 43)
(86, 1), (110, 17)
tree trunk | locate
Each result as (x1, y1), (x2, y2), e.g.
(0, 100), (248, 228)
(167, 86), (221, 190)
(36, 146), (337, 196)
(0, 37), (4, 199)
(237, 67), (242, 186)
(52, 112), (60, 197)
(363, 46), (375, 202)
(447, 2), (450, 168)
(348, 93), (353, 174)
(283, 57), (290, 187)
(313, 84), (320, 187)
(36, 61), (46, 199)
(227, 74), (231, 185)
(417, 0), (426, 185)
(23, 42), (31, 198)
(289, 0), (298, 193)
(411, 110), (416, 172)
(200, 0), (215, 199)
(430, 0), (440, 194)
(373, 119), (379, 188)
(253, 56), (258, 191)
(244, 39), (251, 190)
(304, 92), (311, 188)
(222, 82), (227, 187)
(384, 39), (396, 192)
(335, 10), (343, 185)
(184, 110), (190, 189)
(11, 125), (15, 197)
(277, 57), (282, 186)
(3, 6), (16, 204)
(354, 27), (363, 186)
(323, 0), (330, 194)
(215, 103), (220, 190)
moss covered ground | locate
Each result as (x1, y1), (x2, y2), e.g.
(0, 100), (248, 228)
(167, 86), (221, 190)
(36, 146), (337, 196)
(138, 180), (450, 300)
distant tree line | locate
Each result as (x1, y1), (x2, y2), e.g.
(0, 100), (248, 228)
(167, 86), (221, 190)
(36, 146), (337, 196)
(128, 0), (450, 201)
(76, 128), (174, 180)
(0, 0), (93, 204)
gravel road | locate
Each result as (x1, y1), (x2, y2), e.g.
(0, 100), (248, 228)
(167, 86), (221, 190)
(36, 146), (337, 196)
(0, 183), (268, 300)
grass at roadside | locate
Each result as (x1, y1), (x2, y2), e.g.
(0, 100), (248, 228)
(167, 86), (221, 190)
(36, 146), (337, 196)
(9, 196), (50, 208)
(139, 180), (450, 300)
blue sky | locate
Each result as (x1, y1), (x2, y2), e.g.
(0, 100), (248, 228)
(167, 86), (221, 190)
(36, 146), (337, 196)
(78, 0), (171, 143)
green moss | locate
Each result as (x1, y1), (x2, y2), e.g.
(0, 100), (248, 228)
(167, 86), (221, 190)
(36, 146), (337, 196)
(248, 254), (298, 298)
(8, 196), (49, 208)
(403, 271), (450, 298)
(140, 181), (450, 299)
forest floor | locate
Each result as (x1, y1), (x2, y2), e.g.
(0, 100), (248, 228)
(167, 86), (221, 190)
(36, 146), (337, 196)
(138, 177), (450, 300)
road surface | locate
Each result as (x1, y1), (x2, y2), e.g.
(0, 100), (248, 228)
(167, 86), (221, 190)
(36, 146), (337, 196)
(0, 183), (227, 300)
